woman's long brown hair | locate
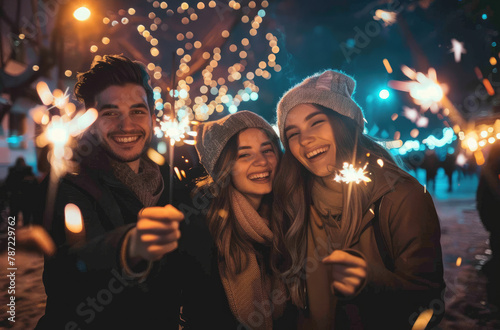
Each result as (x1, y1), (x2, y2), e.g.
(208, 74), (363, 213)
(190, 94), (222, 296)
(196, 129), (282, 275)
(271, 104), (411, 307)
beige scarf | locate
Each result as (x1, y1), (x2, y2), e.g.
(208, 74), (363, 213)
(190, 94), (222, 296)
(219, 189), (287, 330)
(311, 177), (344, 251)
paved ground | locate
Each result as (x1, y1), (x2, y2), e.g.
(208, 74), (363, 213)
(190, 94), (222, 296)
(0, 169), (499, 329)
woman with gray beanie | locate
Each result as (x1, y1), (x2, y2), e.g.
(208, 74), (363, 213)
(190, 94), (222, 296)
(180, 111), (296, 329)
(271, 70), (445, 329)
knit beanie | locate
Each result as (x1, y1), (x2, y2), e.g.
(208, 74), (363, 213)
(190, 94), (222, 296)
(276, 70), (365, 145)
(195, 110), (278, 178)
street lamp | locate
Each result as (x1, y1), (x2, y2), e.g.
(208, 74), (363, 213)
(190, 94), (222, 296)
(73, 6), (91, 21)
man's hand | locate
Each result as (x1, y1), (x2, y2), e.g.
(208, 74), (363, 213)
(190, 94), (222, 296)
(322, 250), (367, 297)
(128, 205), (184, 262)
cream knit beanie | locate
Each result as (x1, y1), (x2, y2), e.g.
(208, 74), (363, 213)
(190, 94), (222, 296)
(276, 70), (364, 145)
(195, 111), (277, 178)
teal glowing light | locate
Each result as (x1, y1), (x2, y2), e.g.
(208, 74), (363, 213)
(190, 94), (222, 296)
(379, 89), (390, 99)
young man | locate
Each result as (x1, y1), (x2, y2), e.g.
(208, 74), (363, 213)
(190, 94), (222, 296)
(36, 55), (184, 329)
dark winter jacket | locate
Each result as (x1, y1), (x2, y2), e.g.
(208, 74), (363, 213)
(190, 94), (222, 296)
(307, 165), (445, 330)
(36, 147), (183, 329)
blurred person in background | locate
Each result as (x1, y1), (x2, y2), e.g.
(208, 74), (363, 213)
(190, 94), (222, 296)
(477, 141), (500, 306)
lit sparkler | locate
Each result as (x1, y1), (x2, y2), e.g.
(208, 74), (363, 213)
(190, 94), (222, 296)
(334, 163), (372, 184)
(155, 114), (197, 146)
(33, 82), (98, 177)
(450, 39), (466, 63)
(155, 111), (197, 203)
(32, 81), (97, 230)
(389, 66), (446, 113)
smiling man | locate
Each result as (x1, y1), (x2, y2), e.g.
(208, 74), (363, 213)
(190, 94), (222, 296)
(92, 83), (153, 171)
(37, 55), (184, 329)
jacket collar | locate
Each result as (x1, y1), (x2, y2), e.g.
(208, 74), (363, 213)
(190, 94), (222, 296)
(347, 162), (407, 247)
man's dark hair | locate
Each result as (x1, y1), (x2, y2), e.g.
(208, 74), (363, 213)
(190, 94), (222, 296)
(74, 54), (155, 113)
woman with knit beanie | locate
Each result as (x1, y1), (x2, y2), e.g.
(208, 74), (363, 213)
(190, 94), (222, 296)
(272, 70), (445, 329)
(180, 110), (296, 329)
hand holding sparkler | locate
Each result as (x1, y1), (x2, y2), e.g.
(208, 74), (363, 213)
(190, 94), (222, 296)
(322, 250), (367, 297)
(127, 205), (184, 262)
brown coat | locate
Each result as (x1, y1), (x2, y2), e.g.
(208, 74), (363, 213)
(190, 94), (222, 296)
(304, 169), (445, 330)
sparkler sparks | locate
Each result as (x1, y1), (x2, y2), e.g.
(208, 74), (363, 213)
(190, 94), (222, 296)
(155, 114), (197, 145)
(334, 163), (372, 184)
(389, 66), (446, 112)
(450, 38), (466, 63)
(33, 82), (98, 177)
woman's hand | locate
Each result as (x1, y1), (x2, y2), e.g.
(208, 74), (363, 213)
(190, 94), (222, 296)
(322, 250), (367, 297)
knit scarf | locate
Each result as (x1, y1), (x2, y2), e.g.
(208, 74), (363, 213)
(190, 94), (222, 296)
(110, 157), (164, 207)
(311, 177), (344, 251)
(219, 189), (287, 330)
(311, 176), (343, 218)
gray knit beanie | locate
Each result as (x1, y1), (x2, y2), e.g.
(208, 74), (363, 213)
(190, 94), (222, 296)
(276, 69), (364, 145)
(195, 110), (278, 178)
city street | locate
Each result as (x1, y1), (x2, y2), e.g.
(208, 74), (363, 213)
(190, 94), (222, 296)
(1, 169), (499, 329)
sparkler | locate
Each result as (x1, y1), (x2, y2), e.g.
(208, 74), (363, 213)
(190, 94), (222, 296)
(32, 81), (97, 232)
(32, 91), (98, 177)
(389, 66), (446, 113)
(154, 111), (197, 203)
(155, 114), (197, 145)
(334, 163), (372, 185)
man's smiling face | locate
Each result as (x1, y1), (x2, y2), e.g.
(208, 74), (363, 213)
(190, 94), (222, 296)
(92, 83), (154, 170)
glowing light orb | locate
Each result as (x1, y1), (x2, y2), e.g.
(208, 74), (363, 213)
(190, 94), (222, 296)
(74, 7), (91, 21)
(65, 203), (83, 234)
(379, 89), (390, 99)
